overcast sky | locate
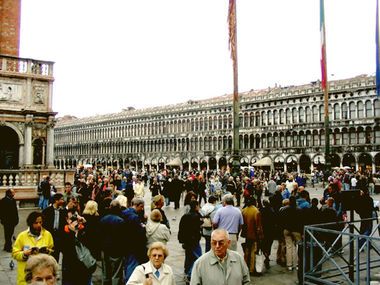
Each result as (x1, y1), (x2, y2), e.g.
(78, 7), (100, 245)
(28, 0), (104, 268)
(20, 0), (376, 118)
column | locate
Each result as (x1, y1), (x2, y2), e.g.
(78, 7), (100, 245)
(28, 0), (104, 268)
(18, 144), (24, 167)
(24, 116), (33, 168)
(46, 118), (55, 168)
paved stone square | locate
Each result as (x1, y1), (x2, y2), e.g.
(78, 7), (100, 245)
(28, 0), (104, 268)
(1, 184), (379, 284)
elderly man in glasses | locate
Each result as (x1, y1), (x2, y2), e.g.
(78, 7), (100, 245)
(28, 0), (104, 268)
(190, 229), (250, 285)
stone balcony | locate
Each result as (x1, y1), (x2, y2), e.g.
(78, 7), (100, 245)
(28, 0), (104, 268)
(0, 169), (75, 207)
(0, 54), (54, 79)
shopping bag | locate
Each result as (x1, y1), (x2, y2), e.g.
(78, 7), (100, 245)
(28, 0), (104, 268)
(255, 250), (265, 273)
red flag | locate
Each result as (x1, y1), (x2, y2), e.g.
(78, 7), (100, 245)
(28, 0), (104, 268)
(320, 0), (327, 90)
(228, 0), (237, 62)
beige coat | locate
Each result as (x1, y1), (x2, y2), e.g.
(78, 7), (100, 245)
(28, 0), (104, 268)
(127, 261), (175, 285)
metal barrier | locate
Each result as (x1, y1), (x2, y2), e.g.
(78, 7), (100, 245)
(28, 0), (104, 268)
(303, 216), (380, 285)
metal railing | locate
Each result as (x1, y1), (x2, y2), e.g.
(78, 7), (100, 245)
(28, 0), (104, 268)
(303, 217), (380, 284)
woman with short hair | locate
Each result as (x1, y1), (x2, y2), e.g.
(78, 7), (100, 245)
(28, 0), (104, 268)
(13, 211), (54, 285)
(146, 209), (171, 247)
(127, 242), (175, 285)
(25, 253), (58, 285)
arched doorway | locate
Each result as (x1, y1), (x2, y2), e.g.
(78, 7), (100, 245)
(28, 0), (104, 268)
(274, 156), (285, 172)
(183, 160), (189, 171)
(33, 138), (44, 166)
(218, 157), (227, 172)
(191, 158), (198, 170)
(158, 158), (165, 170)
(209, 157), (217, 170)
(240, 157), (249, 167)
(137, 160), (143, 170)
(313, 155), (325, 171)
(286, 156), (298, 173)
(0, 126), (19, 169)
(330, 153), (341, 168)
(358, 153), (372, 173)
(200, 159), (207, 171)
(299, 155), (311, 174)
(342, 153), (356, 170)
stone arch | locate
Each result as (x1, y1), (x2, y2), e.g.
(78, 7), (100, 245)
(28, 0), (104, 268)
(32, 137), (44, 166)
(274, 156), (285, 172)
(2, 122), (24, 144)
(0, 125), (20, 169)
(240, 156), (249, 167)
(299, 154), (311, 174)
(342, 153), (356, 170)
(209, 157), (217, 170)
(358, 153), (372, 173)
(285, 155), (298, 173)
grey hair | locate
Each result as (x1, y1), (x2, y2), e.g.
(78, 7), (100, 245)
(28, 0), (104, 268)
(222, 194), (234, 205)
(132, 197), (145, 206)
(211, 228), (230, 241)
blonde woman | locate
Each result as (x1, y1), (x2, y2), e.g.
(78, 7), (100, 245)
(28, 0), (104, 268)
(151, 195), (170, 229)
(81, 200), (101, 260)
(25, 254), (58, 285)
(115, 194), (128, 210)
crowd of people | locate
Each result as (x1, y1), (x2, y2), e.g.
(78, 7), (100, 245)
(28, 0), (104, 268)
(0, 164), (378, 285)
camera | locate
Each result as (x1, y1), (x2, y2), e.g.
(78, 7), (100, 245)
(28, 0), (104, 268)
(70, 213), (78, 222)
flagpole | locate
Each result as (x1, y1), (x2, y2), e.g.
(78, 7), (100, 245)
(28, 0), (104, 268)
(376, 0), (380, 96)
(228, 0), (240, 177)
(320, 0), (331, 177)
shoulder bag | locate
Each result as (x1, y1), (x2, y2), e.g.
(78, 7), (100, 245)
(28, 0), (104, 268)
(75, 237), (97, 273)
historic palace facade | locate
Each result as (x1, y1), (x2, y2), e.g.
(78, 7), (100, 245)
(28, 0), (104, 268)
(54, 75), (380, 174)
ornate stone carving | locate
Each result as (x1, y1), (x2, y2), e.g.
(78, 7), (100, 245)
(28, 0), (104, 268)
(0, 82), (21, 102)
(33, 85), (46, 104)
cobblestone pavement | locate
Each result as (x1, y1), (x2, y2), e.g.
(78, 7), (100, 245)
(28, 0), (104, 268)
(1, 184), (379, 285)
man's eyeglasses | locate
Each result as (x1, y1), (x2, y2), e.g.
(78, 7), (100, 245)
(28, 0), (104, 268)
(211, 239), (227, 246)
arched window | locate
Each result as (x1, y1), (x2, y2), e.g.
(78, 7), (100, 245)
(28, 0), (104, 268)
(273, 110), (278, 125)
(375, 99), (380, 117)
(341, 103), (348, 119)
(292, 108), (298, 124)
(312, 106), (318, 122)
(365, 100), (373, 117)
(268, 110), (273, 125)
(286, 108), (291, 124)
(279, 109), (285, 124)
(319, 105), (324, 122)
(305, 107), (312, 123)
(299, 107), (305, 123)
(262, 111), (267, 126)
(349, 102), (356, 119)
(255, 112), (260, 126)
(333, 103), (340, 120)
(357, 101), (364, 118)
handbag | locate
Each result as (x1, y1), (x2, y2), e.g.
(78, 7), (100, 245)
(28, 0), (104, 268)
(202, 216), (212, 229)
(255, 249), (265, 273)
(75, 238), (97, 273)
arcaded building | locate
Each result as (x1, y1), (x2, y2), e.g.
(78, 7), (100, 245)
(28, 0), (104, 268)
(54, 75), (380, 174)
